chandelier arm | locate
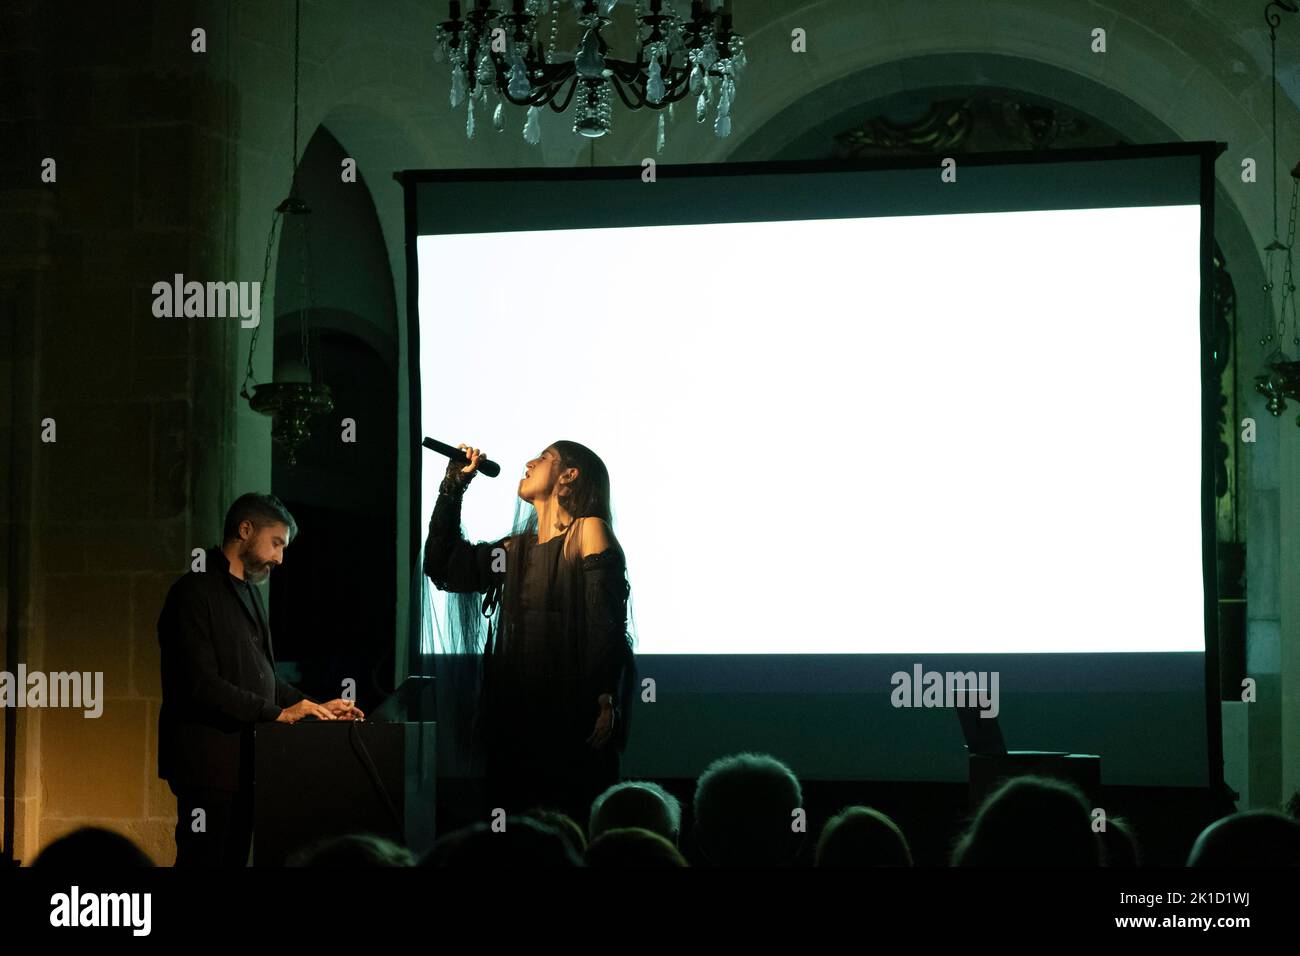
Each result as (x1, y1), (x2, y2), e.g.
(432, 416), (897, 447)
(604, 60), (691, 110)
(605, 58), (643, 82)
(622, 58), (685, 86)
(548, 73), (583, 113)
(608, 74), (645, 110)
(521, 85), (565, 109)
(518, 59), (574, 87)
(499, 67), (575, 109)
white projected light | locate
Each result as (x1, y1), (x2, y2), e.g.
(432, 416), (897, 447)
(418, 205), (1204, 655)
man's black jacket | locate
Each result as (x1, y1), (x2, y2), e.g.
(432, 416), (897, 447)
(157, 547), (308, 791)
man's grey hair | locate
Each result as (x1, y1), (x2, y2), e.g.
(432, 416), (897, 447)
(589, 780), (681, 841)
(222, 492), (298, 544)
(694, 752), (803, 822)
(693, 752), (804, 866)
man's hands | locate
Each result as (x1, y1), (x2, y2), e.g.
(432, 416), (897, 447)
(276, 699), (333, 723)
(275, 698), (366, 724)
(323, 698), (364, 720)
(586, 694), (615, 750)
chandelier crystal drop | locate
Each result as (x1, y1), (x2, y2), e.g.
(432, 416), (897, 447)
(433, 0), (746, 145)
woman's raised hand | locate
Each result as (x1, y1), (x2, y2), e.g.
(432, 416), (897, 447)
(441, 443), (485, 492)
(456, 443), (485, 475)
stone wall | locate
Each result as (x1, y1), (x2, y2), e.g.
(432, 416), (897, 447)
(1, 0), (236, 865)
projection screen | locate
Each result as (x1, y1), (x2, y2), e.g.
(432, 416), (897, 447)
(400, 144), (1222, 787)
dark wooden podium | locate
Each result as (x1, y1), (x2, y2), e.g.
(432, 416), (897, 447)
(252, 721), (436, 865)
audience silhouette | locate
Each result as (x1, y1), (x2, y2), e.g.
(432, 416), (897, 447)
(692, 752), (804, 866)
(1098, 816), (1140, 867)
(950, 776), (1101, 867)
(1186, 810), (1300, 867)
(589, 780), (681, 846)
(32, 827), (155, 868)
(285, 833), (415, 866)
(420, 815), (581, 867)
(815, 806), (913, 866)
(26, 758), (1300, 870)
(521, 807), (588, 858)
(585, 827), (688, 867)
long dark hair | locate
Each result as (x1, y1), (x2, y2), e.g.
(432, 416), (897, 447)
(503, 441), (633, 640)
(552, 439), (612, 524)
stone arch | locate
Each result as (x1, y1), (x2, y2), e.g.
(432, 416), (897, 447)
(604, 2), (1285, 253)
(233, 87), (433, 667)
(718, 49), (1269, 371)
(272, 124), (397, 366)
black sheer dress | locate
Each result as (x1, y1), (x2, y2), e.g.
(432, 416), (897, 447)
(423, 473), (636, 824)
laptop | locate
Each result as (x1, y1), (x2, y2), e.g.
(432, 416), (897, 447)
(957, 699), (1070, 757)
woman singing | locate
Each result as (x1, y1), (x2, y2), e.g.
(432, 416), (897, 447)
(423, 440), (637, 824)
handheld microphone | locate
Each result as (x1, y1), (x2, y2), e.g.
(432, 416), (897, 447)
(421, 437), (502, 477)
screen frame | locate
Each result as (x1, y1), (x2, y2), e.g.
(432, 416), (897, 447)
(395, 140), (1227, 792)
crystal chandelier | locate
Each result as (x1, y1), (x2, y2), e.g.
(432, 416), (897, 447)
(434, 0), (746, 149)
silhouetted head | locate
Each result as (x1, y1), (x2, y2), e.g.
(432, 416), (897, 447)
(590, 781), (681, 846)
(1187, 810), (1300, 867)
(32, 827), (154, 868)
(693, 752), (804, 866)
(285, 833), (414, 867)
(815, 806), (913, 867)
(1099, 816), (1141, 867)
(585, 827), (688, 867)
(521, 808), (587, 858)
(419, 817), (582, 867)
(951, 776), (1101, 867)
